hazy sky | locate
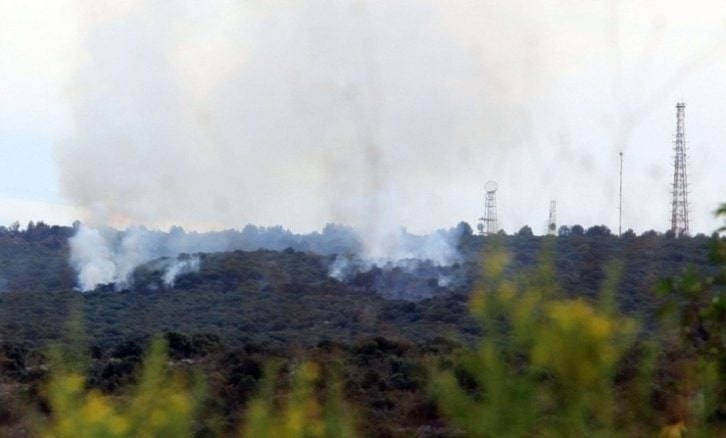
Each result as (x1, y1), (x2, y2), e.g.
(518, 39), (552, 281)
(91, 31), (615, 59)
(1, 0), (725, 235)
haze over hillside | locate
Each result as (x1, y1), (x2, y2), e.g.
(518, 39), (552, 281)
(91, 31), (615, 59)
(2, 1), (726, 236)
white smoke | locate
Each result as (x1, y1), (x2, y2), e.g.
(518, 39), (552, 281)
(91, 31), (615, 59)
(328, 225), (463, 281)
(114, 226), (153, 285)
(56, 0), (571, 238)
(162, 256), (200, 287)
(60, 1), (538, 289)
(418, 229), (461, 266)
(69, 226), (117, 291)
(437, 274), (453, 288)
(68, 221), (464, 290)
(68, 224), (203, 291)
(328, 254), (359, 282)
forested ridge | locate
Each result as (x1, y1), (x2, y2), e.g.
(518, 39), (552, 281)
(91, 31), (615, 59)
(0, 221), (723, 436)
(0, 222), (713, 347)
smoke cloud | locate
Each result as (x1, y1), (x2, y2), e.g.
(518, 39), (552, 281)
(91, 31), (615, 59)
(162, 255), (200, 287)
(327, 225), (465, 284)
(69, 225), (205, 291)
(56, 0), (722, 274)
(67, 222), (464, 292)
(69, 226), (116, 291)
(57, 0), (571, 238)
(58, 1), (560, 292)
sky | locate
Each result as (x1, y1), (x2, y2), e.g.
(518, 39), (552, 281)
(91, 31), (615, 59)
(1, 0), (725, 235)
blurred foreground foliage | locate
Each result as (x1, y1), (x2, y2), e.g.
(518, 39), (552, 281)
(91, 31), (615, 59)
(431, 205), (726, 436)
(432, 248), (655, 437)
(243, 362), (355, 438)
(656, 204), (726, 431)
(432, 247), (642, 436)
(40, 338), (355, 438)
(430, 212), (725, 437)
(44, 338), (200, 438)
(39, 350), (355, 438)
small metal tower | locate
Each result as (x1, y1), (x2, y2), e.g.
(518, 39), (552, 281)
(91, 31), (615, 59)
(548, 200), (556, 235)
(670, 102), (689, 236)
(619, 151), (623, 237)
(477, 181), (498, 235)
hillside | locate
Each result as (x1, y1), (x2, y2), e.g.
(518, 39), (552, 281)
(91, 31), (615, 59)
(0, 223), (722, 436)
(0, 223), (714, 350)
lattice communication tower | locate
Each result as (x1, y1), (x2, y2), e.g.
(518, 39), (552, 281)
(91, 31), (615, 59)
(548, 200), (556, 235)
(670, 102), (689, 236)
(477, 181), (498, 236)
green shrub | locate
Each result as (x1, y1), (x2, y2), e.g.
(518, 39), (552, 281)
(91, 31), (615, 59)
(42, 338), (201, 438)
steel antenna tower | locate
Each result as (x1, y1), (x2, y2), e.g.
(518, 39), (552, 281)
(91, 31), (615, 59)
(670, 102), (689, 236)
(477, 181), (498, 235)
(548, 200), (557, 235)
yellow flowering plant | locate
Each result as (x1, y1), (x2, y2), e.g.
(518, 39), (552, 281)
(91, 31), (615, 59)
(42, 337), (201, 438)
(242, 361), (356, 438)
(432, 242), (640, 437)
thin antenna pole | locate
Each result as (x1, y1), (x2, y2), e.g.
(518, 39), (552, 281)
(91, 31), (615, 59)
(619, 151), (623, 237)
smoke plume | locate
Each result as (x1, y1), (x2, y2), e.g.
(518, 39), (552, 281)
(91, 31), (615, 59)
(57, 0), (567, 238)
(69, 225), (205, 291)
(61, 1), (669, 290)
(162, 256), (200, 287)
(68, 222), (464, 292)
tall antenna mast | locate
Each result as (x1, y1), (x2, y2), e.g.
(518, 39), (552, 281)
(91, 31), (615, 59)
(670, 102), (689, 236)
(548, 200), (557, 235)
(619, 151), (623, 237)
(477, 181), (499, 235)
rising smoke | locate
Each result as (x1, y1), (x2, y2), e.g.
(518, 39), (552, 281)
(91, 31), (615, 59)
(57, 1), (559, 236)
(328, 227), (463, 281)
(161, 255), (200, 287)
(68, 222), (465, 292)
(69, 225), (205, 291)
(57, 1), (599, 291)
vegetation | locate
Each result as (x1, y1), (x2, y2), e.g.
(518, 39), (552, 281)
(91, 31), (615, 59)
(43, 337), (201, 438)
(432, 249), (641, 436)
(0, 218), (724, 436)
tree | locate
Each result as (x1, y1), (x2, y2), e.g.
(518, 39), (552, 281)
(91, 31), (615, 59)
(622, 229), (636, 239)
(456, 222), (473, 238)
(517, 226), (534, 237)
(585, 225), (611, 237)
